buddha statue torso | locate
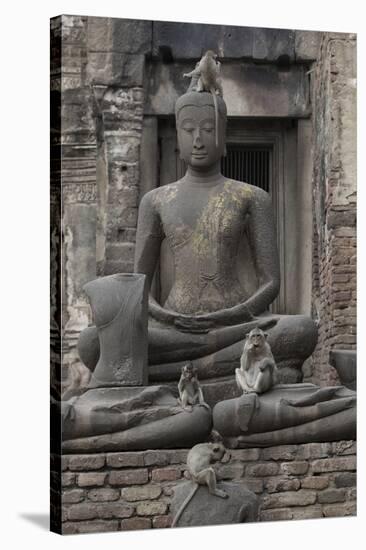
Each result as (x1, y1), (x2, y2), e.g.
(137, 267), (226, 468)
(153, 177), (253, 315)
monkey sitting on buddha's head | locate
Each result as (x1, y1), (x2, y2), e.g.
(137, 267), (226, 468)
(235, 327), (278, 395)
(177, 362), (210, 412)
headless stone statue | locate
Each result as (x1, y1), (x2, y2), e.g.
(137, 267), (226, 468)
(63, 274), (212, 452)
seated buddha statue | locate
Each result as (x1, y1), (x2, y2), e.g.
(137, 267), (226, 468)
(134, 87), (317, 385)
(79, 59), (317, 386)
(72, 55), (356, 451)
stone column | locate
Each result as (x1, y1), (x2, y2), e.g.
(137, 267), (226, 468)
(311, 33), (357, 385)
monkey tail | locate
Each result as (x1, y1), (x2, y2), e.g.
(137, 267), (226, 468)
(210, 87), (219, 148)
(171, 482), (199, 528)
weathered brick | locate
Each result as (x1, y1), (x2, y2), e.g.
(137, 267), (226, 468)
(291, 505), (323, 520)
(260, 508), (293, 522)
(121, 517), (151, 530)
(332, 441), (356, 455)
(311, 457), (356, 473)
(246, 463), (279, 477)
(106, 452), (144, 468)
(68, 454), (105, 471)
(77, 472), (107, 487)
(301, 477), (329, 490)
(333, 472), (356, 488)
(262, 490), (317, 509)
(62, 520), (119, 534)
(109, 469), (149, 486)
(66, 502), (134, 521)
(347, 487), (357, 500)
(261, 445), (298, 461)
(122, 485), (162, 501)
(216, 463), (245, 480)
(136, 501), (168, 516)
(266, 478), (301, 493)
(281, 461), (309, 476)
(62, 489), (85, 504)
(322, 501), (356, 517)
(318, 488), (347, 504)
(296, 443), (333, 459)
(87, 488), (120, 502)
(151, 467), (181, 482)
(168, 450), (189, 464)
(143, 451), (171, 467)
(153, 515), (173, 528)
(62, 472), (76, 487)
(233, 448), (261, 462)
(61, 455), (69, 471)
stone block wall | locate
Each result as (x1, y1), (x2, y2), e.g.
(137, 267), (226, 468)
(310, 34), (357, 385)
(59, 441), (356, 534)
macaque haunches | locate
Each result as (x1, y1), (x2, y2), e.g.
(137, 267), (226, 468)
(235, 327), (277, 395)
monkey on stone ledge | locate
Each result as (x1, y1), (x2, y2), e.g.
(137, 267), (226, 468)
(177, 363), (210, 412)
(235, 327), (278, 395)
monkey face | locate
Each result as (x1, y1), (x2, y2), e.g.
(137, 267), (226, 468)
(246, 328), (267, 351)
(177, 103), (226, 169)
(182, 364), (195, 380)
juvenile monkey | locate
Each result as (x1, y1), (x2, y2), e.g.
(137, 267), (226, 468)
(183, 50), (223, 147)
(235, 327), (277, 395)
(171, 440), (230, 527)
(178, 363), (210, 412)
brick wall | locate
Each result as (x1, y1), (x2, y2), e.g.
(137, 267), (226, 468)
(58, 441), (356, 534)
(310, 34), (357, 385)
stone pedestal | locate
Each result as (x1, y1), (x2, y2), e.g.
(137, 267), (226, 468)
(171, 481), (258, 527)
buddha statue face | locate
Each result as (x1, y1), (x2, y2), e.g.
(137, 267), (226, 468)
(176, 92), (226, 171)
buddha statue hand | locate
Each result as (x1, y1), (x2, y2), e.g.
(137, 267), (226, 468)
(149, 297), (215, 332)
(174, 315), (215, 333)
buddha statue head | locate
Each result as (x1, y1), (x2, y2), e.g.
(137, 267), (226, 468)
(175, 89), (227, 172)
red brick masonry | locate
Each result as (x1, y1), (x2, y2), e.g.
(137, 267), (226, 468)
(58, 440), (356, 534)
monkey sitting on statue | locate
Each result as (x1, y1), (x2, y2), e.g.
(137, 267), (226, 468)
(183, 50), (223, 146)
(171, 433), (231, 527)
(235, 327), (278, 395)
(178, 363), (210, 412)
